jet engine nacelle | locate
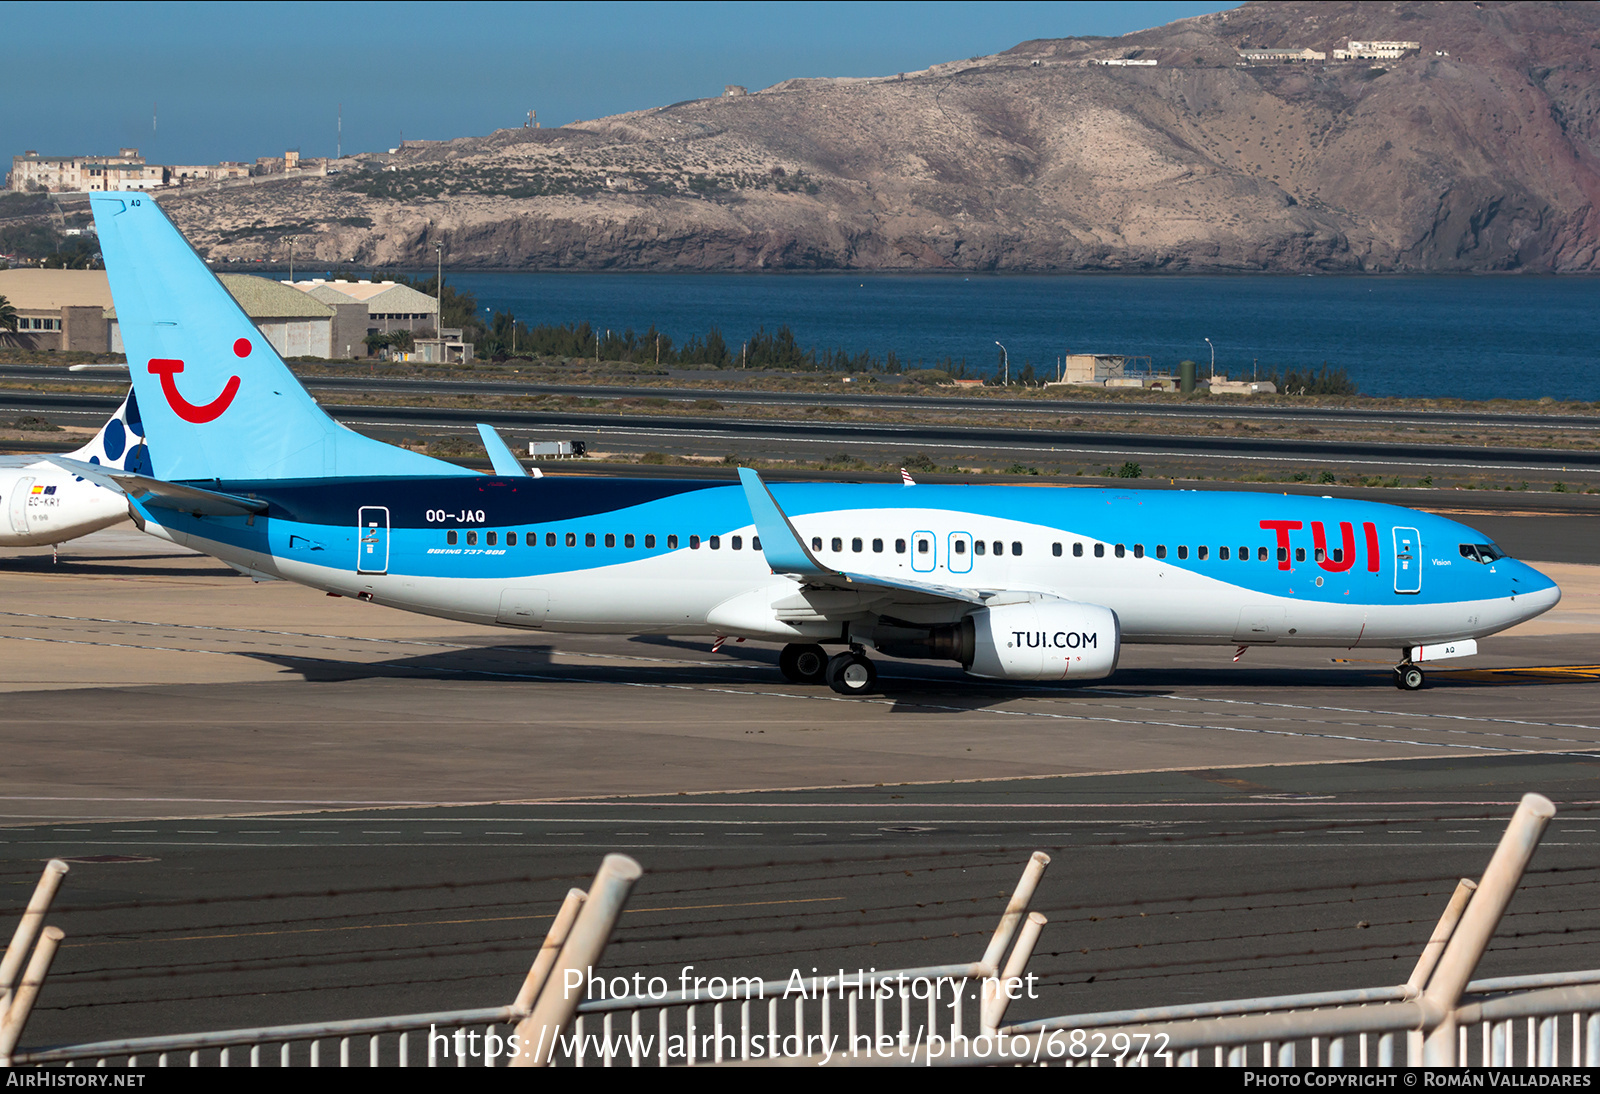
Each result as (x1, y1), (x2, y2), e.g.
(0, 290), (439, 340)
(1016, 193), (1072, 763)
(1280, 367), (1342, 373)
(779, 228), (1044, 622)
(967, 599), (1121, 681)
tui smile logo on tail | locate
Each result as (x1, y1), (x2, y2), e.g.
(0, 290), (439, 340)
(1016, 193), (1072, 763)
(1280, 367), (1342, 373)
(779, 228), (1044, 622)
(147, 338), (250, 423)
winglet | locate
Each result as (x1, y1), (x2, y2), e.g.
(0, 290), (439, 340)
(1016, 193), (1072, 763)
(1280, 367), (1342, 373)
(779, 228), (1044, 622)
(476, 424), (532, 478)
(737, 467), (829, 577)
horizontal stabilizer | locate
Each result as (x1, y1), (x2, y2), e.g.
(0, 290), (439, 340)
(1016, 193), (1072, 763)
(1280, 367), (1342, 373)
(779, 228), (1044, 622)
(46, 457), (267, 517)
(476, 424), (531, 478)
(737, 467), (985, 607)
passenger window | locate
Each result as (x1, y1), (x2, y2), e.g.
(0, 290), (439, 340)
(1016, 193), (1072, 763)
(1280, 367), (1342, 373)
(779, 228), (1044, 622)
(895, 539), (906, 553)
(812, 537), (823, 550)
(953, 539), (965, 555)
(872, 538), (883, 553)
(1219, 546), (1229, 560)
(1012, 542), (1022, 556)
(1277, 547), (1288, 562)
(753, 536), (761, 550)
(1114, 544), (1126, 559)
(585, 533), (596, 547)
(832, 537), (842, 552)
(690, 535), (700, 549)
(732, 536), (742, 550)
(993, 541), (1003, 556)
(1295, 548), (1305, 562)
(1198, 545), (1208, 560)
(1133, 544), (1144, 558)
(1177, 546), (1188, 560)
(1073, 543), (1084, 558)
(604, 533), (615, 548)
(1239, 545), (1248, 561)
(1052, 542), (1061, 557)
(507, 532), (517, 546)
(667, 534), (678, 549)
(467, 531), (478, 546)
(625, 533), (635, 548)
(1093, 543), (1104, 558)
(1155, 544), (1166, 559)
(547, 532), (558, 547)
(709, 535), (721, 549)
(1259, 546), (1269, 561)
(565, 532), (576, 547)
(852, 537), (863, 552)
(487, 531), (498, 546)
(1313, 547), (1324, 562)
(447, 530), (458, 545)
(645, 534), (655, 549)
(1330, 548), (1342, 563)
(975, 541), (987, 556)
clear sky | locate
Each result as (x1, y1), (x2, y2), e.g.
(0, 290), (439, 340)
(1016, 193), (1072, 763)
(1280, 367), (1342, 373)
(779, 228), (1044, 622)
(4, 2), (1237, 167)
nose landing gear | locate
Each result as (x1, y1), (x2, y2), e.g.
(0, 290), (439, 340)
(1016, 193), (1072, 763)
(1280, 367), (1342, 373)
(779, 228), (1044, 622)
(1394, 662), (1425, 691)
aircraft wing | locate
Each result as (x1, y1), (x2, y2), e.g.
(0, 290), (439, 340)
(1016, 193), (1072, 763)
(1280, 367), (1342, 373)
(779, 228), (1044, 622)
(46, 457), (268, 517)
(737, 467), (987, 607)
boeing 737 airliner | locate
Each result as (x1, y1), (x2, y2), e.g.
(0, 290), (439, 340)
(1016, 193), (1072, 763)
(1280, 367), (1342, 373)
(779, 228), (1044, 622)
(62, 194), (1561, 694)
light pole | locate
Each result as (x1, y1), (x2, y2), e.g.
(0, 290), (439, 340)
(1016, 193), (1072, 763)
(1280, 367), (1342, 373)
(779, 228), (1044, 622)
(434, 240), (444, 363)
(1204, 337), (1215, 380)
(995, 340), (1009, 386)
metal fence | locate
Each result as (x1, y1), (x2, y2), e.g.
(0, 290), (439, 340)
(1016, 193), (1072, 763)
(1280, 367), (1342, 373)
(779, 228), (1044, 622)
(6, 793), (1594, 1067)
(5, 851), (1053, 1067)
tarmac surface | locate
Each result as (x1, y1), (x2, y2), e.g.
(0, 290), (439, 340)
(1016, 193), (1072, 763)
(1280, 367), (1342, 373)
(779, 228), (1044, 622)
(1, 524), (1598, 1049)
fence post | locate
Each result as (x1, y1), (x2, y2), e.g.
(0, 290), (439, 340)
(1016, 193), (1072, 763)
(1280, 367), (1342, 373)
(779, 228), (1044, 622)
(982, 911), (1046, 1035)
(0, 859), (68, 1016)
(980, 852), (1050, 975)
(513, 888), (586, 1014)
(510, 854), (642, 1067)
(0, 926), (64, 1065)
(1405, 877), (1477, 1064)
(1421, 794), (1555, 1065)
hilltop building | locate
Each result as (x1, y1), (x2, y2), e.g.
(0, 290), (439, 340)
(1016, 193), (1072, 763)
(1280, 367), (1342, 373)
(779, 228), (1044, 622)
(1332, 40), (1421, 60)
(8, 148), (330, 193)
(7, 149), (167, 193)
(1237, 47), (1326, 63)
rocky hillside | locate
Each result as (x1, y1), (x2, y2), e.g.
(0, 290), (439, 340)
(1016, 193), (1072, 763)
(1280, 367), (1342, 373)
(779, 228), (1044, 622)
(161, 1), (1600, 272)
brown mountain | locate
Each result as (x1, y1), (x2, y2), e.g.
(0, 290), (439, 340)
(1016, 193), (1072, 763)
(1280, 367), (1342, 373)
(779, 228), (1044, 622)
(164, 0), (1600, 272)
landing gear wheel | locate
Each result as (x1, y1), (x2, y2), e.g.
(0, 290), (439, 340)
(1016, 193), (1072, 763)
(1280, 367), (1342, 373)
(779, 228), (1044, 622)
(1395, 664), (1425, 691)
(780, 643), (829, 685)
(824, 651), (878, 696)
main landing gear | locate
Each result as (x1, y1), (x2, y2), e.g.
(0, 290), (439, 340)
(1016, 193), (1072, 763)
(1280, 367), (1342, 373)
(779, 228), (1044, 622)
(779, 643), (828, 685)
(780, 643), (878, 695)
(1394, 661), (1426, 691)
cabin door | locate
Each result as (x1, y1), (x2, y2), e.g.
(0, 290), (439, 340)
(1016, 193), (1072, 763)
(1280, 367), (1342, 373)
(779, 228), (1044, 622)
(1392, 526), (1421, 595)
(8, 477), (33, 535)
(357, 506), (390, 575)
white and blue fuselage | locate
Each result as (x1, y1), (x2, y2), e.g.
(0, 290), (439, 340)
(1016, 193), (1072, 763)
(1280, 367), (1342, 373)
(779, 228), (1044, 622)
(131, 474), (1556, 650)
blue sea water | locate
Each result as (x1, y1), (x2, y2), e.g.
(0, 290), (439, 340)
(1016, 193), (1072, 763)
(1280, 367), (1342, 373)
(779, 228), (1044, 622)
(437, 272), (1600, 401)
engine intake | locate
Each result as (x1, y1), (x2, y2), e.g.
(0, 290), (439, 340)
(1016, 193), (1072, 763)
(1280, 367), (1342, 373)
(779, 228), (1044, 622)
(967, 599), (1121, 681)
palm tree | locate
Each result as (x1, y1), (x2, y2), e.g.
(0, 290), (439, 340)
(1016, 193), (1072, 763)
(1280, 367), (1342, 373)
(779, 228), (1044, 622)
(0, 295), (16, 333)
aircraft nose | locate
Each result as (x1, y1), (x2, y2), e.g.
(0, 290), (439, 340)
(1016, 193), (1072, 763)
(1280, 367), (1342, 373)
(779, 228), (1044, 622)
(1512, 564), (1561, 619)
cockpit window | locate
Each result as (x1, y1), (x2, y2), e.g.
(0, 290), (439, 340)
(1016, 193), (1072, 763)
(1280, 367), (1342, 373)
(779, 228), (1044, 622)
(1460, 543), (1505, 563)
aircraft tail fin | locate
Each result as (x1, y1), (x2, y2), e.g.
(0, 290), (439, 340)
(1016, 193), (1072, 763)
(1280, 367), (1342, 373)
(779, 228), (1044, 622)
(63, 387), (151, 474)
(89, 193), (461, 482)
